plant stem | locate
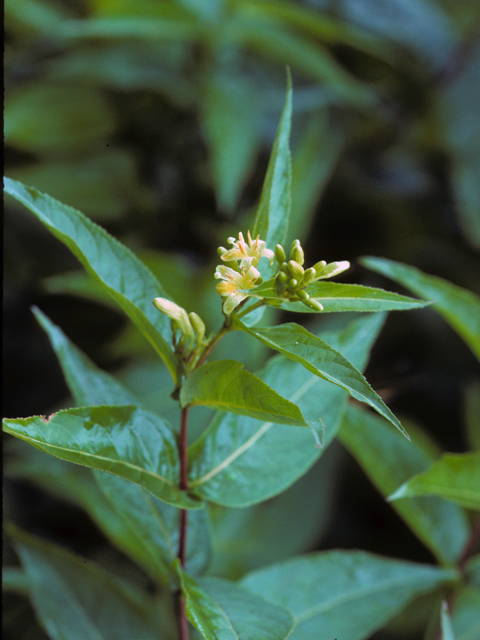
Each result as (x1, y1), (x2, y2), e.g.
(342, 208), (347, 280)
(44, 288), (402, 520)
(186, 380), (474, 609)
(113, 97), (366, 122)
(177, 406), (190, 640)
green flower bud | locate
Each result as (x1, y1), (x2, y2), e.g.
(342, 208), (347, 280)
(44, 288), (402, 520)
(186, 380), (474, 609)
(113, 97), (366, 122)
(291, 245), (304, 266)
(287, 260), (304, 280)
(301, 267), (316, 286)
(313, 260), (327, 277)
(290, 239), (301, 257)
(153, 298), (195, 346)
(275, 244), (286, 264)
(217, 246), (228, 257)
(303, 298), (324, 311)
(277, 271), (289, 285)
(296, 289), (309, 301)
(287, 278), (299, 290)
(281, 261), (289, 272)
(189, 312), (205, 345)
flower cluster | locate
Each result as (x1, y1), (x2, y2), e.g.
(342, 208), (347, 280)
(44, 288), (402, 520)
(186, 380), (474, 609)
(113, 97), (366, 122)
(214, 231), (350, 315)
(215, 231), (273, 314)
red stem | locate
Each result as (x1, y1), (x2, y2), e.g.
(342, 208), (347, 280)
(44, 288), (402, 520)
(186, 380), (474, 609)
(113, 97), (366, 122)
(177, 406), (190, 640)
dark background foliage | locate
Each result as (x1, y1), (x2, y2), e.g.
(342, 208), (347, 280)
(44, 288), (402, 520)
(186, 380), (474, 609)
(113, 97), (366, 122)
(4, 1), (480, 638)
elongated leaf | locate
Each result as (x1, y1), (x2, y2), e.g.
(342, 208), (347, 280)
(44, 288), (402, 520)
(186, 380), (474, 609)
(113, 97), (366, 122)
(180, 359), (310, 427)
(3, 406), (201, 509)
(188, 313), (386, 506)
(361, 256), (480, 361)
(252, 69), (292, 252)
(452, 587), (480, 640)
(250, 280), (429, 313)
(11, 313), (210, 582)
(4, 177), (178, 379)
(389, 452), (480, 510)
(10, 527), (166, 640)
(33, 307), (141, 407)
(339, 406), (470, 565)
(239, 321), (408, 437)
(241, 551), (457, 640)
(177, 567), (294, 640)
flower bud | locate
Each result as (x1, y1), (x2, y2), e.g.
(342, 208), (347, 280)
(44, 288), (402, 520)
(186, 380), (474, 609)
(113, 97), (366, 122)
(189, 312), (205, 345)
(301, 267), (316, 286)
(287, 260), (304, 280)
(287, 278), (299, 290)
(313, 260), (327, 277)
(153, 298), (195, 345)
(303, 298), (324, 311)
(291, 244), (304, 266)
(296, 289), (309, 301)
(276, 271), (289, 285)
(290, 239), (301, 256)
(275, 244), (286, 264)
(217, 246), (228, 257)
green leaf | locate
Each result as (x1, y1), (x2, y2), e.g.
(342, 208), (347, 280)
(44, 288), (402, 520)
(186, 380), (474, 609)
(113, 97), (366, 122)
(452, 587), (480, 640)
(188, 313), (386, 506)
(33, 307), (141, 407)
(252, 69), (292, 252)
(441, 601), (456, 640)
(360, 256), (480, 361)
(238, 321), (408, 437)
(10, 526), (166, 640)
(4, 177), (178, 380)
(200, 75), (261, 211)
(338, 405), (470, 566)
(389, 452), (480, 511)
(3, 406), (201, 510)
(93, 471), (210, 582)
(249, 280), (430, 313)
(241, 551), (457, 640)
(180, 359), (311, 427)
(465, 381), (480, 451)
(177, 567), (294, 640)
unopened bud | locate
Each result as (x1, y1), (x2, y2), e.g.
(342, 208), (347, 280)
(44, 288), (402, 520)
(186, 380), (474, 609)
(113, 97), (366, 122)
(297, 289), (309, 301)
(313, 260), (327, 277)
(189, 312), (205, 345)
(277, 271), (289, 285)
(316, 261), (350, 279)
(290, 239), (301, 257)
(303, 298), (324, 311)
(275, 244), (286, 264)
(217, 246), (228, 257)
(153, 298), (195, 345)
(291, 245), (304, 266)
(301, 267), (316, 286)
(287, 278), (299, 290)
(287, 260), (304, 280)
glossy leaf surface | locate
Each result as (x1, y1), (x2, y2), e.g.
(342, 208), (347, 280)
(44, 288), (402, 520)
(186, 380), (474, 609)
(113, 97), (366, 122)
(180, 359), (310, 426)
(389, 452), (480, 510)
(188, 313), (385, 506)
(241, 551), (456, 640)
(178, 567), (294, 640)
(361, 256), (480, 361)
(239, 321), (407, 437)
(4, 177), (177, 379)
(339, 406), (470, 565)
(3, 406), (201, 509)
(11, 527), (165, 640)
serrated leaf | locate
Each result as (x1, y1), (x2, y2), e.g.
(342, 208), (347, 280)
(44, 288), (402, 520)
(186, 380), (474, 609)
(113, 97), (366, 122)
(4, 177), (178, 379)
(10, 527), (165, 640)
(389, 452), (480, 510)
(177, 567), (294, 640)
(241, 551), (456, 640)
(339, 405), (470, 565)
(361, 256), (480, 361)
(3, 406), (201, 509)
(252, 69), (292, 252)
(238, 321), (408, 437)
(188, 313), (386, 506)
(180, 359), (311, 427)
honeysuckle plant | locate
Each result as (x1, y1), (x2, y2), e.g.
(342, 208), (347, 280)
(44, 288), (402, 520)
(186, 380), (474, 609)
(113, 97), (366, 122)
(3, 78), (480, 640)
